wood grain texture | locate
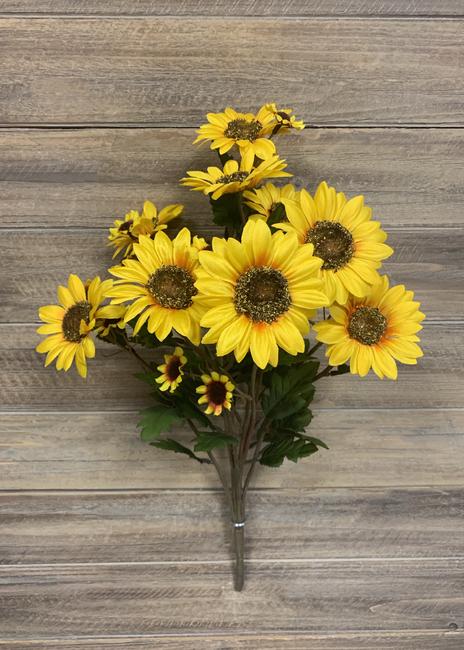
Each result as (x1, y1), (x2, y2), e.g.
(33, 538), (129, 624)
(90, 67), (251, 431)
(2, 127), (464, 228)
(1, 1), (464, 17)
(2, 487), (463, 564)
(1, 229), (460, 323)
(0, 560), (462, 636)
(1, 408), (462, 489)
(2, 631), (463, 649)
(2, 323), (461, 411)
(0, 18), (463, 125)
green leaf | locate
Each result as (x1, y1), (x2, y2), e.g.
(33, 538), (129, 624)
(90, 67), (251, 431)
(134, 371), (157, 386)
(297, 434), (329, 450)
(151, 438), (209, 463)
(137, 404), (182, 442)
(209, 193), (242, 233)
(267, 201), (286, 227)
(262, 360), (319, 420)
(194, 431), (238, 452)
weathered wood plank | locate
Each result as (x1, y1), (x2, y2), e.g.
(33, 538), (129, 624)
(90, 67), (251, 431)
(0, 18), (463, 125)
(2, 488), (463, 564)
(0, 560), (462, 635)
(1, 631), (463, 649)
(1, 229), (460, 323)
(1, 1), (463, 17)
(2, 127), (464, 228)
(0, 408), (462, 488)
(1, 323), (461, 411)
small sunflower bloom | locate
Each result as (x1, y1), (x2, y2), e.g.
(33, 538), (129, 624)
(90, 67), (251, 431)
(181, 152), (291, 201)
(36, 275), (120, 378)
(193, 106), (277, 160)
(108, 228), (204, 345)
(196, 219), (329, 369)
(156, 346), (187, 393)
(274, 181), (393, 305)
(261, 103), (305, 131)
(243, 182), (299, 222)
(108, 200), (183, 258)
(314, 276), (425, 380)
(196, 371), (235, 416)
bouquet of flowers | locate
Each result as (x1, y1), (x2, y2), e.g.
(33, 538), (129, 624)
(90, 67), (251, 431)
(36, 103), (425, 591)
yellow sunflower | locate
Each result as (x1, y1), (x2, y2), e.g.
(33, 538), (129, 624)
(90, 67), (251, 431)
(108, 200), (183, 258)
(314, 276), (425, 380)
(181, 152), (291, 201)
(193, 105), (277, 159)
(261, 103), (305, 131)
(155, 346), (187, 393)
(196, 372), (235, 416)
(275, 181), (393, 305)
(243, 182), (299, 222)
(108, 228), (204, 345)
(36, 275), (120, 378)
(196, 219), (329, 369)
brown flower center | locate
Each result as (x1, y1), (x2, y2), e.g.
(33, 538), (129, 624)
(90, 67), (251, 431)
(306, 221), (354, 271)
(147, 265), (197, 310)
(207, 380), (227, 406)
(224, 118), (262, 142)
(166, 356), (182, 381)
(62, 301), (91, 342)
(218, 171), (249, 185)
(234, 266), (291, 324)
(348, 306), (387, 345)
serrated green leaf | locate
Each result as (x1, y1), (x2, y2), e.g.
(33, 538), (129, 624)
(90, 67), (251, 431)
(193, 431), (238, 452)
(209, 193), (242, 232)
(137, 404), (182, 442)
(262, 361), (319, 420)
(150, 438), (209, 463)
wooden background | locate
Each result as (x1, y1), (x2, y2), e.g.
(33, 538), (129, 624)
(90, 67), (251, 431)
(0, 2), (463, 648)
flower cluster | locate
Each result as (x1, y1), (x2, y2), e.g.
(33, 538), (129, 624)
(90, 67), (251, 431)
(36, 102), (425, 590)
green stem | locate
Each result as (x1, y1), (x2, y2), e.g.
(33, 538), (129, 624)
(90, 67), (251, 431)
(313, 365), (333, 382)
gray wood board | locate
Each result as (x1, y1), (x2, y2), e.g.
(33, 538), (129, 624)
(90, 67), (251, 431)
(2, 488), (463, 564)
(0, 560), (462, 635)
(0, 18), (463, 125)
(1, 127), (464, 228)
(1, 409), (462, 488)
(1, 229), (458, 323)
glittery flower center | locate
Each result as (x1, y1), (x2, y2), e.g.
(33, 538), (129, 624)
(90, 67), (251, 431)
(147, 265), (197, 310)
(62, 301), (91, 342)
(166, 356), (182, 381)
(348, 306), (387, 345)
(306, 221), (354, 271)
(207, 380), (227, 406)
(224, 118), (262, 142)
(234, 266), (291, 323)
(218, 171), (249, 185)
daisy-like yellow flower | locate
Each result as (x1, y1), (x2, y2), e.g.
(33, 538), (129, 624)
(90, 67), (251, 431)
(36, 275), (120, 378)
(196, 219), (329, 369)
(181, 153), (291, 201)
(314, 276), (425, 380)
(108, 228), (204, 345)
(193, 106), (277, 160)
(261, 103), (305, 131)
(243, 182), (299, 222)
(274, 181), (393, 305)
(155, 346), (187, 393)
(196, 371), (235, 416)
(108, 200), (183, 258)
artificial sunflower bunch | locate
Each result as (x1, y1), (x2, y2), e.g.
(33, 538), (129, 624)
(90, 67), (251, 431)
(36, 103), (425, 591)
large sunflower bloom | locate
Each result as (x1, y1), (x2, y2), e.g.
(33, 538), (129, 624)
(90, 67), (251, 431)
(196, 219), (329, 369)
(275, 181), (393, 305)
(108, 228), (204, 345)
(243, 182), (299, 222)
(181, 153), (291, 201)
(108, 200), (183, 258)
(36, 275), (120, 378)
(314, 276), (425, 380)
(196, 372), (235, 416)
(193, 106), (277, 160)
